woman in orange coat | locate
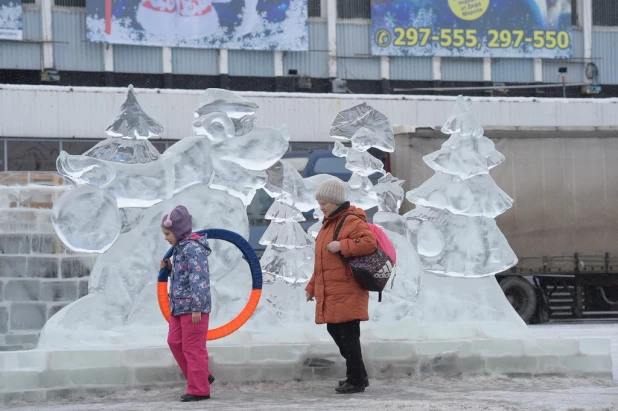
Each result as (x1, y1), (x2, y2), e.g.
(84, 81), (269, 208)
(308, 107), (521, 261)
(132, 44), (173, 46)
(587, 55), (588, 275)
(305, 178), (377, 394)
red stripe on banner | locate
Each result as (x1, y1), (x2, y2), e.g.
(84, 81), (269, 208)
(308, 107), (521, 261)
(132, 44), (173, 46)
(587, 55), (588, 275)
(105, 0), (112, 35)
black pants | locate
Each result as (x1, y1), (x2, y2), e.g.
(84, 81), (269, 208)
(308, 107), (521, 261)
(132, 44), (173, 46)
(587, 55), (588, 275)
(326, 320), (367, 386)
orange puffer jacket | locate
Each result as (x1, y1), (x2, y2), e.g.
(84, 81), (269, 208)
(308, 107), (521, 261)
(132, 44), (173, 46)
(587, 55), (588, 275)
(306, 203), (377, 324)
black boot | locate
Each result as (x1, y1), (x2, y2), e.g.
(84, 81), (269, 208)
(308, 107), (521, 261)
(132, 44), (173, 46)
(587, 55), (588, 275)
(208, 374), (215, 385)
(335, 382), (365, 394)
(180, 393), (210, 402)
(338, 377), (369, 388)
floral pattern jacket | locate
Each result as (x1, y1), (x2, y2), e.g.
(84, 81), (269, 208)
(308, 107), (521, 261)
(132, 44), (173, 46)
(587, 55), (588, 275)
(169, 233), (212, 316)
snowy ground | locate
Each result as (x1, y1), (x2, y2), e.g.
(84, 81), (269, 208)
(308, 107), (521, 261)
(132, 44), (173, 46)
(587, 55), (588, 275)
(5, 323), (618, 411)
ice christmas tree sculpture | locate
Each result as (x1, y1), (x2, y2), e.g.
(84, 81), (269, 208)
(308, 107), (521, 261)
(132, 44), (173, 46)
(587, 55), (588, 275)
(405, 95), (517, 277)
(259, 189), (315, 287)
(331, 103), (394, 211)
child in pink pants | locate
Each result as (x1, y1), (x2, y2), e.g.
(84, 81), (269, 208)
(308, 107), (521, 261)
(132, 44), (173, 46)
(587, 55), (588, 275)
(161, 205), (213, 402)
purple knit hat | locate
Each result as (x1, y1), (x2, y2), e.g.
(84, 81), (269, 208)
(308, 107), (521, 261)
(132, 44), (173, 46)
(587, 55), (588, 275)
(161, 205), (193, 242)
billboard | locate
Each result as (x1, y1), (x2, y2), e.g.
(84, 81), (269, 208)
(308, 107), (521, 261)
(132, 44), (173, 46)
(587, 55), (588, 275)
(86, 0), (308, 51)
(0, 0), (22, 41)
(371, 0), (572, 59)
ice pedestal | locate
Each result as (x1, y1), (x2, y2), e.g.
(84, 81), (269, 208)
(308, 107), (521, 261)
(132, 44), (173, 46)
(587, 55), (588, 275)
(1, 334), (613, 404)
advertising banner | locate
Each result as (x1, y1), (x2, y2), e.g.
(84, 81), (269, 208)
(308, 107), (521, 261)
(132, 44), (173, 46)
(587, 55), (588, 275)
(0, 0), (22, 41)
(86, 0), (308, 51)
(371, 0), (572, 58)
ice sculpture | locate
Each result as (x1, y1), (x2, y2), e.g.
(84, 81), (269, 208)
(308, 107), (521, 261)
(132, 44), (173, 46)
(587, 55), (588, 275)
(264, 160), (379, 213)
(330, 103), (395, 152)
(256, 171), (316, 327)
(372, 173), (407, 236)
(332, 141), (385, 176)
(402, 96), (527, 338)
(260, 200), (315, 286)
(405, 96), (517, 278)
(40, 87), (289, 348)
(370, 174), (423, 322)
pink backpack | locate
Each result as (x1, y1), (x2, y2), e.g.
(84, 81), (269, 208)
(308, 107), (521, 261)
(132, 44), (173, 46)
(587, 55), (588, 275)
(334, 215), (397, 302)
(367, 223), (397, 264)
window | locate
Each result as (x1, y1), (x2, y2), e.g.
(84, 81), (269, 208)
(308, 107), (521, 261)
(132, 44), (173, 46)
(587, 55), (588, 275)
(7, 141), (59, 172)
(593, 0), (618, 26)
(246, 189), (274, 226)
(0, 140), (4, 172)
(571, 0), (579, 26)
(22, 0), (36, 4)
(54, 0), (86, 7)
(337, 0), (370, 19)
(280, 157), (309, 173)
(150, 141), (168, 154)
(308, 0), (321, 18)
(62, 140), (99, 156)
(313, 157), (348, 174)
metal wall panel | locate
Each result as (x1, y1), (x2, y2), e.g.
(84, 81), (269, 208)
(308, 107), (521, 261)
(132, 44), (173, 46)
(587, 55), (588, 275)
(23, 9), (42, 39)
(114, 45), (163, 74)
(337, 23), (380, 79)
(337, 57), (380, 79)
(172, 48), (218, 76)
(337, 23), (370, 56)
(441, 58), (484, 82)
(284, 22), (328, 78)
(5, 86), (615, 143)
(0, 10), (42, 70)
(491, 59), (534, 83)
(228, 51), (274, 77)
(592, 30), (618, 84)
(53, 11), (103, 72)
(542, 29), (584, 83)
(390, 57), (433, 81)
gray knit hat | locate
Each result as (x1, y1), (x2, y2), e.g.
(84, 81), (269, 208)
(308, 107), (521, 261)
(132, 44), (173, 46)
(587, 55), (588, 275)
(315, 179), (346, 205)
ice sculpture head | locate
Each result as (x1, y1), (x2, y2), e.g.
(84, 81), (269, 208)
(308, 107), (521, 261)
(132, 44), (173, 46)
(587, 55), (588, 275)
(330, 103), (395, 152)
(316, 178), (346, 206)
(161, 205), (193, 242)
(193, 88), (259, 140)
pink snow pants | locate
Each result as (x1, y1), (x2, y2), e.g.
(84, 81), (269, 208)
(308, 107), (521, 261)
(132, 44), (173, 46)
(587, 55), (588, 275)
(167, 313), (210, 396)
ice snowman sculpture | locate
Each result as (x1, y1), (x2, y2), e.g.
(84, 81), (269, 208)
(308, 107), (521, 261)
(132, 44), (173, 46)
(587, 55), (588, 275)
(38, 87), (290, 348)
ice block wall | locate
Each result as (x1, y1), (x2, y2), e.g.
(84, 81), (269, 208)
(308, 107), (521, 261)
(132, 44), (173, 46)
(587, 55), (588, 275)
(0, 172), (96, 350)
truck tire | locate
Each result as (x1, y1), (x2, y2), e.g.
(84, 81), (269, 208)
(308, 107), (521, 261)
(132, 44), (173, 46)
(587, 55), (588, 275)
(499, 276), (537, 323)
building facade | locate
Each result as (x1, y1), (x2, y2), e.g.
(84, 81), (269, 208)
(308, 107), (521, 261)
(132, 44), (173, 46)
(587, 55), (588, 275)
(1, 0), (618, 97)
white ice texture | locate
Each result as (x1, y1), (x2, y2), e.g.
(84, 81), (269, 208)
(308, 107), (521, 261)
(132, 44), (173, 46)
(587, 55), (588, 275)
(264, 161), (378, 212)
(54, 87), (289, 251)
(404, 95), (517, 277)
(105, 85), (164, 140)
(406, 206), (517, 277)
(51, 185), (122, 253)
(409, 274), (528, 339)
(332, 141), (385, 176)
(372, 173), (405, 213)
(259, 179), (315, 286)
(39, 90), (528, 352)
(423, 97), (505, 179)
(406, 172), (513, 218)
(330, 103), (395, 152)
(369, 229), (423, 322)
(194, 89), (258, 137)
(40, 184), (250, 348)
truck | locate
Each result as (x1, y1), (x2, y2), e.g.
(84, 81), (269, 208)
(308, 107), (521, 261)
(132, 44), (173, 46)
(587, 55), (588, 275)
(393, 127), (618, 324)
